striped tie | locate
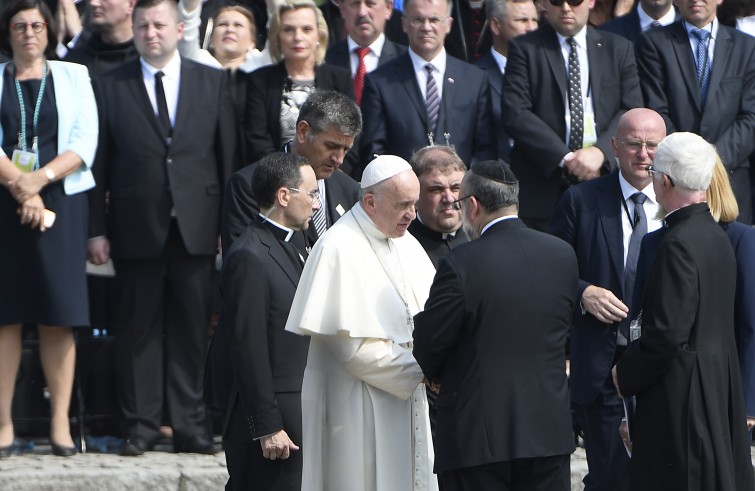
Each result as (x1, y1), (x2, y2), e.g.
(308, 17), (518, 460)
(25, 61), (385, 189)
(311, 200), (327, 237)
(425, 64), (440, 132)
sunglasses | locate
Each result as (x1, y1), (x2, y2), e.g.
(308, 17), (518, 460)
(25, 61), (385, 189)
(548, 0), (585, 6)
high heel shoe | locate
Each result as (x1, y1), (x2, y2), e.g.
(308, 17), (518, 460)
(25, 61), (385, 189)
(0, 438), (32, 459)
(50, 440), (77, 457)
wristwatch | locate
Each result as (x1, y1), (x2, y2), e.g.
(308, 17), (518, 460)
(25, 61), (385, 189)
(44, 168), (56, 182)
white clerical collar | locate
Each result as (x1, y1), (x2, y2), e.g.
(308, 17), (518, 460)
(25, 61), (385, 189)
(490, 47), (507, 74)
(683, 17), (719, 39)
(481, 214), (518, 235)
(637, 3), (676, 30)
(408, 47), (447, 74)
(258, 213), (294, 241)
(556, 25), (588, 51)
(140, 50), (181, 79)
(347, 33), (386, 57)
(618, 171), (656, 204)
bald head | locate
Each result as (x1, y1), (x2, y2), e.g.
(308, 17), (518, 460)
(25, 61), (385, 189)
(611, 108), (667, 190)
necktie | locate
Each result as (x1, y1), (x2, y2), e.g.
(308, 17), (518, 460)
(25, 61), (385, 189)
(425, 64), (440, 133)
(621, 192), (648, 339)
(567, 37), (583, 152)
(650, 20), (662, 28)
(353, 47), (370, 106)
(690, 28), (711, 105)
(311, 196), (327, 237)
(154, 71), (171, 138)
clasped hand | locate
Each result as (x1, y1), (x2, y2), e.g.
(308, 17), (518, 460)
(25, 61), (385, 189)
(8, 171), (45, 204)
(260, 429), (299, 461)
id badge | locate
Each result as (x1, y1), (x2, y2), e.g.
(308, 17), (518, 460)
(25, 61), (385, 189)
(582, 97), (598, 148)
(11, 149), (37, 173)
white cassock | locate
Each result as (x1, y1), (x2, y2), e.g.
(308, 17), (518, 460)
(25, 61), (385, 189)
(285, 202), (438, 491)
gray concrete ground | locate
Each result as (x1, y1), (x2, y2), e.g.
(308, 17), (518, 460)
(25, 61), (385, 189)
(0, 446), (753, 490)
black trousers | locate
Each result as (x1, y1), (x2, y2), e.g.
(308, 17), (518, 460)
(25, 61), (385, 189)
(440, 454), (570, 491)
(113, 222), (214, 444)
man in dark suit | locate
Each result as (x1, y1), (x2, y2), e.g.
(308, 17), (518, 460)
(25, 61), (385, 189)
(324, 0), (407, 105)
(223, 91), (361, 255)
(408, 145), (469, 268)
(205, 153), (318, 490)
(502, 0), (642, 231)
(598, 0), (676, 43)
(413, 160), (578, 490)
(548, 108), (666, 491)
(635, 0), (755, 224)
(444, 0), (492, 62)
(360, 0), (496, 173)
(476, 0), (539, 161)
(612, 133), (754, 491)
(88, 0), (235, 456)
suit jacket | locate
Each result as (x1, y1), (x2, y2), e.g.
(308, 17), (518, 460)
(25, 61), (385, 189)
(598, 9), (642, 42)
(617, 204), (753, 491)
(408, 219), (469, 269)
(637, 21), (755, 223)
(221, 162), (359, 255)
(548, 172), (631, 405)
(90, 57), (235, 258)
(205, 220), (308, 430)
(324, 38), (406, 71)
(413, 218), (578, 473)
(360, 52), (496, 171)
(244, 62), (355, 164)
(502, 24), (642, 230)
(475, 51), (511, 161)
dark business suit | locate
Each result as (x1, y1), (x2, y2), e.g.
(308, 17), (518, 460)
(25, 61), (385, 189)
(616, 204), (754, 491)
(548, 172), (637, 491)
(637, 21), (755, 224)
(413, 218), (578, 489)
(475, 50), (512, 161)
(205, 219), (308, 490)
(598, 9), (642, 42)
(221, 162), (359, 255)
(502, 24), (642, 231)
(360, 52), (496, 171)
(91, 57), (235, 445)
(324, 37), (406, 70)
(244, 62), (355, 164)
(408, 219), (469, 269)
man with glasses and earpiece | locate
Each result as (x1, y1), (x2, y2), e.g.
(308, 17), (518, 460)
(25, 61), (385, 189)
(549, 108), (666, 491)
(501, 0), (643, 232)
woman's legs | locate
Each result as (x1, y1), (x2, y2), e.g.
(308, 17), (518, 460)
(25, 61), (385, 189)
(38, 326), (76, 447)
(0, 324), (23, 447)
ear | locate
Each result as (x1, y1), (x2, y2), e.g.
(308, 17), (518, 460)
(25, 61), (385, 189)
(490, 17), (501, 37)
(177, 22), (185, 39)
(385, 0), (394, 18)
(611, 136), (619, 157)
(276, 187), (291, 207)
(362, 192), (377, 214)
(296, 120), (310, 145)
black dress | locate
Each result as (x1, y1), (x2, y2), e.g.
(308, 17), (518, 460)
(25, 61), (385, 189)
(0, 67), (89, 327)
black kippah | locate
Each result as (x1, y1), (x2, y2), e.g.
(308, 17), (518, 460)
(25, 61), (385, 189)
(470, 159), (518, 184)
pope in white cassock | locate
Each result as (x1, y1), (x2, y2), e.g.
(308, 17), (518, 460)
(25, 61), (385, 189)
(285, 155), (439, 491)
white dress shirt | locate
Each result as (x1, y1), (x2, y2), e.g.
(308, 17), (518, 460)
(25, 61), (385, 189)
(347, 34), (386, 76)
(140, 52), (181, 127)
(408, 48), (447, 100)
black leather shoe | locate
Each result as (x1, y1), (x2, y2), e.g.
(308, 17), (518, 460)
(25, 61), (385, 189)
(0, 438), (30, 459)
(51, 441), (78, 457)
(174, 434), (216, 455)
(120, 436), (153, 456)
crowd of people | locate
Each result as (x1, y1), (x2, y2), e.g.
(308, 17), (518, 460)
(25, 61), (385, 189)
(0, 0), (754, 488)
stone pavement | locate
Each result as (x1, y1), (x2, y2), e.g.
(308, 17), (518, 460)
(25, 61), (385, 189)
(0, 446), (752, 490)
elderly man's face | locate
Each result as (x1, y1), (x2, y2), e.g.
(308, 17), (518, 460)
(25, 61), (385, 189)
(369, 170), (420, 237)
(416, 168), (464, 233)
(611, 110), (666, 191)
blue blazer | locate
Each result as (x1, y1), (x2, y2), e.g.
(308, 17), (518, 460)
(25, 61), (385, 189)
(0, 60), (98, 195)
(548, 172), (630, 405)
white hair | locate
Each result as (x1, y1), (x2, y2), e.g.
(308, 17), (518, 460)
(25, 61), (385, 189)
(653, 132), (716, 191)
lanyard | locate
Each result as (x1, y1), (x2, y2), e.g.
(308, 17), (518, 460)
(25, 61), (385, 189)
(13, 61), (48, 157)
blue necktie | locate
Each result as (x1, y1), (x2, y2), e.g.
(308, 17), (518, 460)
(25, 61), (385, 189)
(621, 192), (647, 339)
(690, 28), (711, 105)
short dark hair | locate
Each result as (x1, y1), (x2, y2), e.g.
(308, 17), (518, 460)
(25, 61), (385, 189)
(0, 0), (58, 59)
(133, 0), (179, 20)
(462, 171), (519, 212)
(410, 145), (466, 177)
(297, 90), (362, 138)
(252, 152), (310, 210)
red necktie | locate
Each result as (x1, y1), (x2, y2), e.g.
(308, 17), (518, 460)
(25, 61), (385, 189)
(353, 47), (370, 106)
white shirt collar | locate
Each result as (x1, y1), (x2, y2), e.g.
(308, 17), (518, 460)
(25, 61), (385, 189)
(490, 47), (507, 73)
(347, 33), (386, 57)
(258, 213), (295, 241)
(683, 17), (719, 39)
(618, 171), (656, 204)
(556, 25), (588, 51)
(140, 50), (181, 79)
(481, 214), (518, 235)
(408, 47), (447, 74)
(637, 3), (676, 30)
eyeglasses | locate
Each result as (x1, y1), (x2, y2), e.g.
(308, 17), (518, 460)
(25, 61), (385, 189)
(451, 194), (473, 210)
(10, 22), (47, 34)
(547, 0), (585, 6)
(288, 187), (320, 200)
(646, 166), (675, 186)
(621, 140), (659, 152)
(405, 16), (450, 28)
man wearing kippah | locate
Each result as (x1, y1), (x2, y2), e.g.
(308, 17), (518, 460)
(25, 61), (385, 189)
(413, 160), (579, 490)
(286, 155), (438, 491)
